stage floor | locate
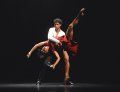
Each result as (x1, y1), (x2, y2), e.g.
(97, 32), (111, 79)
(0, 83), (119, 92)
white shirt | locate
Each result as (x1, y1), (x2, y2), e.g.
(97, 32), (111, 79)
(48, 27), (65, 43)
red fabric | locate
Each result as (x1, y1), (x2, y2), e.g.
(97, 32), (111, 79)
(45, 36), (78, 55)
(62, 36), (78, 54)
(43, 41), (49, 46)
(67, 42), (78, 54)
(48, 36), (65, 51)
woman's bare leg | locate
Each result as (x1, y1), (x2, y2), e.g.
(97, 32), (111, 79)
(66, 8), (85, 41)
(63, 50), (70, 81)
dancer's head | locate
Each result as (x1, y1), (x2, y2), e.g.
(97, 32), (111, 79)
(41, 46), (50, 53)
(53, 18), (62, 30)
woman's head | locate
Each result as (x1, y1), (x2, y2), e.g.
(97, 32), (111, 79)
(41, 46), (50, 53)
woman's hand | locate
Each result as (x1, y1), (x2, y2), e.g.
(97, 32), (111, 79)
(27, 52), (31, 58)
(50, 64), (55, 69)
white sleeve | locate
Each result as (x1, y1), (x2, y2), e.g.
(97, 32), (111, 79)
(48, 28), (60, 43)
(62, 31), (65, 36)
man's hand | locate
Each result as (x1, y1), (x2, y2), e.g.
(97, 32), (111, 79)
(58, 41), (62, 46)
(56, 41), (62, 46)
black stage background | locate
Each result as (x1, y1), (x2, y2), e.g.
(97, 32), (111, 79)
(0, 0), (120, 84)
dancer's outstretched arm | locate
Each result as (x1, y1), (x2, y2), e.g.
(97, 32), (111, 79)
(27, 40), (48, 58)
(50, 50), (60, 69)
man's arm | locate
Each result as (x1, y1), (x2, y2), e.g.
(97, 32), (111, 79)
(48, 28), (64, 46)
(50, 50), (60, 69)
(27, 40), (48, 58)
(48, 28), (60, 43)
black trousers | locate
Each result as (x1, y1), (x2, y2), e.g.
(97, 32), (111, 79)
(37, 56), (52, 82)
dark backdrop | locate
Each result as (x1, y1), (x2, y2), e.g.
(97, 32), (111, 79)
(1, 0), (120, 84)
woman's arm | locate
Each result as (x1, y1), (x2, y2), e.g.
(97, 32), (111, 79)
(50, 50), (60, 69)
(27, 40), (48, 58)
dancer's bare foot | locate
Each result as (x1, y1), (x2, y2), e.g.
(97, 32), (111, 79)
(80, 8), (85, 16)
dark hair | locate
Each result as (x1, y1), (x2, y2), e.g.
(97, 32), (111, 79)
(53, 18), (62, 25)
